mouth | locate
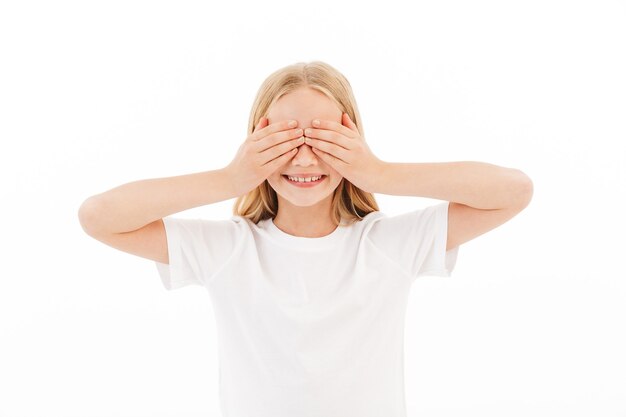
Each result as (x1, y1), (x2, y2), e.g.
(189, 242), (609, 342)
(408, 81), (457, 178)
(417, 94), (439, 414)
(282, 174), (328, 187)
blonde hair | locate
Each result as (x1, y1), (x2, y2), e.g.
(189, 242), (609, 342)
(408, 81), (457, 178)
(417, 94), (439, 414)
(232, 61), (379, 226)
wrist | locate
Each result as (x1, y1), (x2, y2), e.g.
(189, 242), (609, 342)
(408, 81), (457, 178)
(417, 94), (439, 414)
(218, 166), (240, 198)
(369, 159), (390, 194)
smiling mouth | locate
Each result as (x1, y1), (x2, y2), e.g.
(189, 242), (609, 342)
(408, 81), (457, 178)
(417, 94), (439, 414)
(282, 174), (327, 184)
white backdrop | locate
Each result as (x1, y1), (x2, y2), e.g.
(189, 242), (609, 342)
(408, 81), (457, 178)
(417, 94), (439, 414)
(1, 0), (625, 416)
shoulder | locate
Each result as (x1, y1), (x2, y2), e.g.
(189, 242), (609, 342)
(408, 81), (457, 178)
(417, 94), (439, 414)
(363, 202), (448, 243)
(366, 203), (443, 229)
(345, 210), (387, 235)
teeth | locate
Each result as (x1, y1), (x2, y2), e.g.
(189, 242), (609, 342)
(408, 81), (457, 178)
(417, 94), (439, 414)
(287, 175), (322, 183)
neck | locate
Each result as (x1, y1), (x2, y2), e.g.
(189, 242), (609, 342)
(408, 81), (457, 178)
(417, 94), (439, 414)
(273, 198), (337, 238)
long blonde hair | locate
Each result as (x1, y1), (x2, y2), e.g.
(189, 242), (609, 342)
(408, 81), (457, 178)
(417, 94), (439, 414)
(232, 61), (379, 226)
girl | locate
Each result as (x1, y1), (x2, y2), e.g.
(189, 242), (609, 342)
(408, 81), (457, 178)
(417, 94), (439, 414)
(78, 61), (533, 417)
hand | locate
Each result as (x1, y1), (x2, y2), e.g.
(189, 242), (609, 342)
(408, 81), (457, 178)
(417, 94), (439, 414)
(225, 117), (305, 196)
(303, 113), (384, 193)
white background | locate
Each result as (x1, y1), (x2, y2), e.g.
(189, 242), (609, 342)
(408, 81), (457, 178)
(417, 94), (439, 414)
(1, 0), (625, 416)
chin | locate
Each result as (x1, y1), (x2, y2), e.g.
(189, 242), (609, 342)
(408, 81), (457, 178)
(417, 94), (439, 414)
(288, 199), (324, 207)
(270, 189), (329, 207)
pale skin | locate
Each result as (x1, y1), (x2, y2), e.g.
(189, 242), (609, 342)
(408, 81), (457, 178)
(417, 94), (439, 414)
(78, 85), (533, 266)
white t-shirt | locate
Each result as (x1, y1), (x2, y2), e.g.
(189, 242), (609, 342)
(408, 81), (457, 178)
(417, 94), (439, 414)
(155, 201), (459, 417)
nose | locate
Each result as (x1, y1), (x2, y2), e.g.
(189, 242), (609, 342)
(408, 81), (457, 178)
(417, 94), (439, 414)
(292, 143), (319, 166)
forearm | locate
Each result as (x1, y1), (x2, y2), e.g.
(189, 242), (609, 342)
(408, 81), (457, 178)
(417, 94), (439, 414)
(78, 167), (237, 234)
(373, 161), (533, 209)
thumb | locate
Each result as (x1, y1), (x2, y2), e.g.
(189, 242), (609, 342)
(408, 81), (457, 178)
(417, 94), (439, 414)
(255, 116), (268, 131)
(343, 113), (357, 130)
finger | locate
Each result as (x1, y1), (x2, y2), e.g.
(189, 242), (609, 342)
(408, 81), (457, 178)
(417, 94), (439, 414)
(253, 116), (268, 132)
(342, 113), (359, 132)
(305, 137), (349, 164)
(311, 146), (346, 169)
(311, 118), (357, 139)
(304, 127), (353, 150)
(252, 119), (298, 142)
(264, 145), (299, 171)
(254, 127), (303, 153)
(260, 135), (304, 162)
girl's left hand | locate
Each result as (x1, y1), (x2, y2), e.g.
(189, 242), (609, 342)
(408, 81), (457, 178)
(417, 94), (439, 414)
(304, 113), (385, 193)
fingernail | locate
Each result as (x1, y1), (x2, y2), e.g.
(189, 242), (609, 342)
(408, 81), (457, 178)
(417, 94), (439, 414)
(312, 119), (320, 127)
(288, 120), (297, 127)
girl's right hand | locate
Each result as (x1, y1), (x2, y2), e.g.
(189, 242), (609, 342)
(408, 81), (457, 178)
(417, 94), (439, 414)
(225, 117), (305, 197)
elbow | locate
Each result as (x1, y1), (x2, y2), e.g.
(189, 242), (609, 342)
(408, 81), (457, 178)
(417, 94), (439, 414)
(511, 170), (534, 209)
(77, 196), (104, 236)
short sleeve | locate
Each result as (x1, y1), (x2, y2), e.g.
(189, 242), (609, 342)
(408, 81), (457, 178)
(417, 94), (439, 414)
(367, 201), (459, 281)
(154, 217), (240, 290)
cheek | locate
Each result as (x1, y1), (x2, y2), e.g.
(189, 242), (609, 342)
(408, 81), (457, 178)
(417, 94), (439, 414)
(329, 168), (342, 179)
(268, 172), (288, 188)
(267, 175), (280, 186)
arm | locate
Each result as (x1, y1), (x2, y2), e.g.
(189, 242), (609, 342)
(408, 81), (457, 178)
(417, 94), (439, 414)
(300, 117), (531, 209)
(78, 167), (237, 235)
(78, 116), (306, 235)
(373, 161), (533, 209)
